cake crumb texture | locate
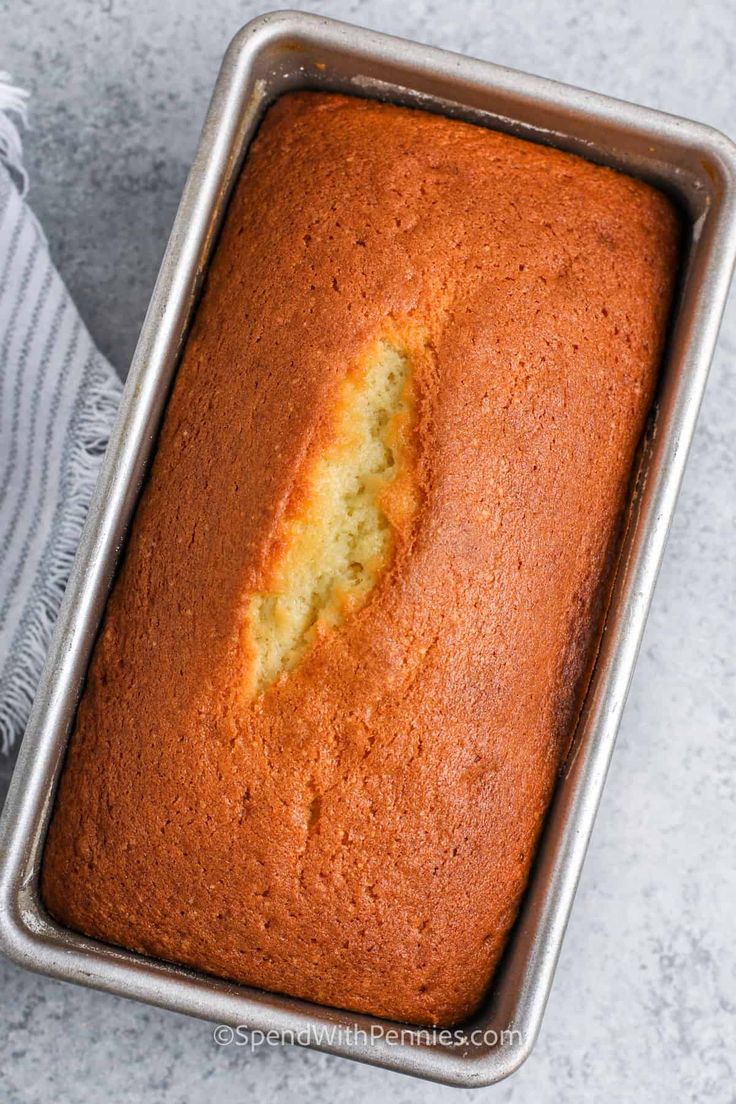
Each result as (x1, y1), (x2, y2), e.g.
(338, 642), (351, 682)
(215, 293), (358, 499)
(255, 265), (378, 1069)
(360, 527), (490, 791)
(248, 334), (417, 696)
(41, 92), (679, 1027)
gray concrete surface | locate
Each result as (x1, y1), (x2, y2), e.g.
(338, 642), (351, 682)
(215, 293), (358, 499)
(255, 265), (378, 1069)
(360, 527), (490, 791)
(0, 0), (734, 1101)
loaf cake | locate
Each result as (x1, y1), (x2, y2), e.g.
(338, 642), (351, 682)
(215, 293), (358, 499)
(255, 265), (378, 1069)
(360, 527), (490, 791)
(42, 92), (679, 1027)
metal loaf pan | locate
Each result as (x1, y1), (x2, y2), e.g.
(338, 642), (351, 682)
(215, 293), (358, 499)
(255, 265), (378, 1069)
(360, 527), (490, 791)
(1, 10), (735, 1089)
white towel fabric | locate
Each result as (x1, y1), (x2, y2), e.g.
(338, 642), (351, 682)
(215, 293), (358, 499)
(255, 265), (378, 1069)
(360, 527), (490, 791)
(0, 78), (122, 754)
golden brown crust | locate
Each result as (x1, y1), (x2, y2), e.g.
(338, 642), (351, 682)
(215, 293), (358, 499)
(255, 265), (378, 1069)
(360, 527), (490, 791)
(41, 92), (680, 1026)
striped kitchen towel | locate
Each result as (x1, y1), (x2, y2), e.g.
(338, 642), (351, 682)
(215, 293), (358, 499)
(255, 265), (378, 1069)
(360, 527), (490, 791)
(0, 75), (122, 754)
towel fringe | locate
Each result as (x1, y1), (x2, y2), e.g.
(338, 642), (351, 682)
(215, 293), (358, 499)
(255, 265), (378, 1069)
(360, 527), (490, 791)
(0, 73), (30, 196)
(0, 354), (122, 754)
